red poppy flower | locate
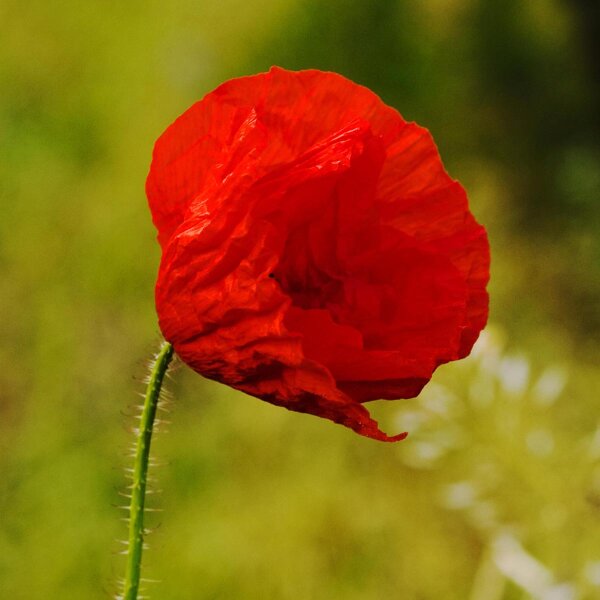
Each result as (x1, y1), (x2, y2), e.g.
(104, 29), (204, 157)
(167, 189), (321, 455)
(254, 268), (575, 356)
(147, 67), (490, 442)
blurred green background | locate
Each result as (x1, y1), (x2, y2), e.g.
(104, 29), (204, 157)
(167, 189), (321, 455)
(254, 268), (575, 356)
(1, 0), (599, 598)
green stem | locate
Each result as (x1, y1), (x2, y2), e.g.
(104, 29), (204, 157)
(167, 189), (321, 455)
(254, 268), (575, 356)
(123, 340), (174, 600)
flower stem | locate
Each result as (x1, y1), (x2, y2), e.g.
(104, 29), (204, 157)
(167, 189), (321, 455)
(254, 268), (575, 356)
(123, 340), (174, 600)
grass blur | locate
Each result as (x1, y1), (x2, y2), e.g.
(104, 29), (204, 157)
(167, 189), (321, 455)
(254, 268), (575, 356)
(1, 0), (599, 598)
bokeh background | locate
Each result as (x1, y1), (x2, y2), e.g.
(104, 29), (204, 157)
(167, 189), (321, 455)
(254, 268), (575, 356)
(1, 0), (599, 598)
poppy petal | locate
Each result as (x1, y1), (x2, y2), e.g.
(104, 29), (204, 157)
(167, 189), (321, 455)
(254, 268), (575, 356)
(148, 68), (490, 441)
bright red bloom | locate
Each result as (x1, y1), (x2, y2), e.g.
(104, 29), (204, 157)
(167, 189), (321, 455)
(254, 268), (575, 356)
(147, 67), (490, 442)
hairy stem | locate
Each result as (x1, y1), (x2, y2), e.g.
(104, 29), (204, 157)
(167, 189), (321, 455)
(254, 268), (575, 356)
(123, 341), (174, 600)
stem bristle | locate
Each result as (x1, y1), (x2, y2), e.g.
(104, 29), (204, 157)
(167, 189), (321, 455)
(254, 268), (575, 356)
(118, 340), (174, 600)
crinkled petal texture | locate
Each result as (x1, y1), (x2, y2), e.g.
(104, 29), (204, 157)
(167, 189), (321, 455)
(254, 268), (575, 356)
(148, 67), (490, 442)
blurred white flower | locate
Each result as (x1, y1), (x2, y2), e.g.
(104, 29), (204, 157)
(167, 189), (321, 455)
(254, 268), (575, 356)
(471, 327), (505, 360)
(394, 410), (427, 433)
(492, 533), (553, 594)
(402, 441), (445, 469)
(440, 481), (478, 509)
(421, 383), (460, 417)
(498, 355), (530, 396)
(542, 584), (576, 600)
(533, 367), (568, 407)
(584, 561), (600, 586)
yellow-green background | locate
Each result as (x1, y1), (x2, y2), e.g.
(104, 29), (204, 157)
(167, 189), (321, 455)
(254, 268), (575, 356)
(1, 1), (599, 598)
